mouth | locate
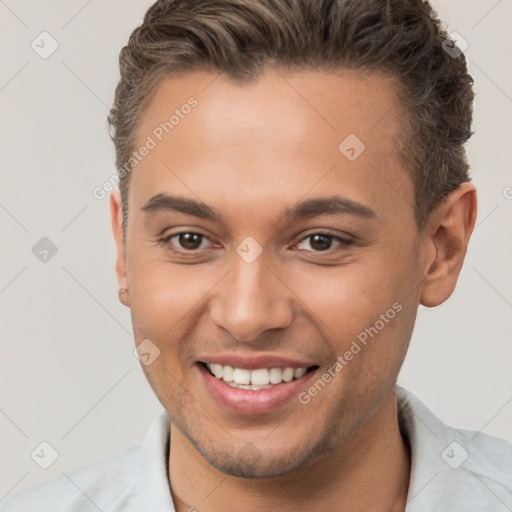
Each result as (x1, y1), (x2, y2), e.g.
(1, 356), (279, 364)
(200, 361), (319, 390)
(196, 360), (320, 415)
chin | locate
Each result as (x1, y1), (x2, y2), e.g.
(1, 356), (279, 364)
(204, 450), (309, 479)
(189, 430), (337, 479)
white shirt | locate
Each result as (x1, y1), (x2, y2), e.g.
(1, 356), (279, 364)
(1, 386), (511, 511)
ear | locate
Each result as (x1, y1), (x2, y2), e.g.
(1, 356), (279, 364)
(420, 182), (477, 307)
(110, 189), (130, 308)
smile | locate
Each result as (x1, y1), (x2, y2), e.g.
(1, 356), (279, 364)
(197, 360), (319, 415)
(204, 362), (313, 390)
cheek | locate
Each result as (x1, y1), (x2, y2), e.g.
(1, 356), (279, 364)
(289, 263), (398, 339)
(128, 251), (213, 337)
(288, 247), (418, 364)
(127, 259), (209, 394)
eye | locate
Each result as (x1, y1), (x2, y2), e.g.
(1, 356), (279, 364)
(295, 232), (352, 252)
(161, 232), (211, 251)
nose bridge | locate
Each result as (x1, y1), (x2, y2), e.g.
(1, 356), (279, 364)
(211, 254), (293, 342)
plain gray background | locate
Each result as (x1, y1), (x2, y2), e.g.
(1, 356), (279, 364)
(1, 0), (511, 497)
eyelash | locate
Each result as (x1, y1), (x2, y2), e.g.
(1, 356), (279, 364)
(158, 231), (354, 254)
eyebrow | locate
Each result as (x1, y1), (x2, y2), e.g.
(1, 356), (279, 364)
(141, 193), (376, 222)
(286, 195), (376, 220)
(141, 194), (222, 221)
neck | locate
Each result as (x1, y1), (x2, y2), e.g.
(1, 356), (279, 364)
(169, 389), (410, 512)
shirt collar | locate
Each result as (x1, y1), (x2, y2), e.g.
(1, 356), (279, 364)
(137, 409), (175, 512)
(396, 385), (451, 509)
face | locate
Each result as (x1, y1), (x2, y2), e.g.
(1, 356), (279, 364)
(115, 68), (430, 478)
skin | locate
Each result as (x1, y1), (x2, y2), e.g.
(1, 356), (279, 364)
(110, 68), (477, 512)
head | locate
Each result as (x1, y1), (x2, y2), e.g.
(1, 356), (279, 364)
(108, 0), (477, 478)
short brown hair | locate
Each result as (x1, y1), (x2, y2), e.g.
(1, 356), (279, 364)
(108, 0), (474, 231)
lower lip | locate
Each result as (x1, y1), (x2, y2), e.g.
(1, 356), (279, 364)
(197, 363), (317, 415)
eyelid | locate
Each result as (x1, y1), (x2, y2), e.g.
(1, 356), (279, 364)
(293, 231), (354, 252)
(159, 229), (354, 254)
(160, 230), (216, 251)
(295, 228), (354, 244)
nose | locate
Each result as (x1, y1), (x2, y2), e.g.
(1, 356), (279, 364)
(209, 256), (294, 343)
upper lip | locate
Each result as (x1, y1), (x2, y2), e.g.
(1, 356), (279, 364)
(197, 353), (317, 370)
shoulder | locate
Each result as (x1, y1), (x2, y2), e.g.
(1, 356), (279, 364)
(452, 422), (512, 493)
(397, 386), (512, 511)
(0, 444), (141, 512)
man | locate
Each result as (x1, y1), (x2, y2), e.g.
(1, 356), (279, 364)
(2, 0), (511, 511)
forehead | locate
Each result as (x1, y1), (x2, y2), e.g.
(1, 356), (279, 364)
(130, 68), (414, 227)
(138, 68), (403, 151)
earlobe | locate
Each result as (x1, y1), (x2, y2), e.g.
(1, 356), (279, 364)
(110, 190), (130, 308)
(420, 183), (477, 308)
(118, 287), (131, 307)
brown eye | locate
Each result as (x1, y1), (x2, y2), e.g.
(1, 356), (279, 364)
(309, 234), (333, 251)
(178, 233), (203, 250)
(295, 232), (352, 253)
(161, 232), (210, 251)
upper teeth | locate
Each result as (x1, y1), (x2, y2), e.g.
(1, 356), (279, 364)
(206, 363), (308, 388)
